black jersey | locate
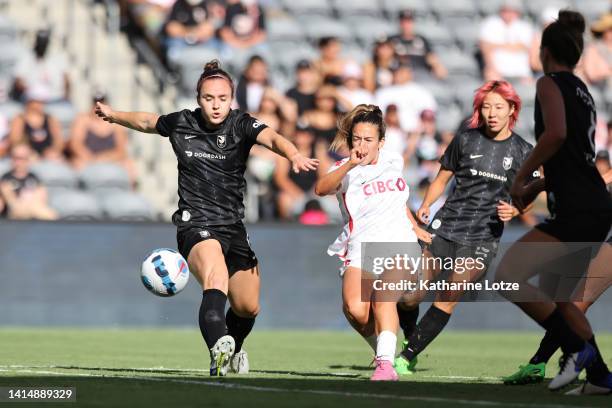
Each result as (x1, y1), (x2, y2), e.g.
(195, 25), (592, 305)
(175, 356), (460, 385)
(156, 108), (268, 228)
(430, 128), (535, 244)
(534, 72), (612, 217)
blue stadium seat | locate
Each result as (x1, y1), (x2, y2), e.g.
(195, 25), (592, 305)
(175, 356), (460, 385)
(382, 0), (430, 19)
(333, 0), (385, 19)
(414, 21), (456, 48)
(453, 24), (481, 52)
(421, 79), (457, 108)
(281, 0), (334, 17)
(49, 189), (103, 221)
(267, 18), (306, 44)
(438, 50), (480, 78)
(45, 103), (77, 136)
(100, 190), (155, 221)
(574, 0), (610, 23)
(436, 104), (464, 133)
(474, 0), (520, 16)
(301, 17), (353, 43)
(452, 78), (483, 114)
(79, 163), (131, 191)
(430, 0), (476, 20)
(347, 16), (398, 46)
(30, 160), (79, 189)
(268, 44), (318, 74)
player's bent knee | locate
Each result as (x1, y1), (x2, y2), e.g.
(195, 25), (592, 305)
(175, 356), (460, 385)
(232, 303), (260, 318)
(343, 301), (369, 326)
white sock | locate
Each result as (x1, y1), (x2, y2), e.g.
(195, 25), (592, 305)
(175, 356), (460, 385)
(376, 330), (397, 362)
(364, 334), (377, 352)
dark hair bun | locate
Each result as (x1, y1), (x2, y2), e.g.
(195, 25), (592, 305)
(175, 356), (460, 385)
(203, 59), (221, 73)
(557, 10), (585, 35)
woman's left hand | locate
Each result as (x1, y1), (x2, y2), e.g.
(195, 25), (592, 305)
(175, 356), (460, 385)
(291, 153), (320, 173)
(497, 200), (518, 222)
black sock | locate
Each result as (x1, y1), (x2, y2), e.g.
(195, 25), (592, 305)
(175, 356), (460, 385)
(401, 305), (450, 361)
(529, 330), (560, 365)
(586, 336), (610, 383)
(226, 308), (256, 353)
(397, 304), (419, 340)
(539, 308), (584, 354)
(199, 289), (227, 350)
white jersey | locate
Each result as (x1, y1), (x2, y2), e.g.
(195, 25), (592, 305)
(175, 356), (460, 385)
(327, 150), (417, 271)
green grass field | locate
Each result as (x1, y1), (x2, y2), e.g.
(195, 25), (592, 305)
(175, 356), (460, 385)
(0, 329), (610, 407)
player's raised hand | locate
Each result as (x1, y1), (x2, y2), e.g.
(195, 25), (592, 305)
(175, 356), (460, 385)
(291, 153), (319, 174)
(349, 145), (369, 166)
(416, 205), (430, 224)
(497, 200), (518, 222)
(95, 101), (115, 123)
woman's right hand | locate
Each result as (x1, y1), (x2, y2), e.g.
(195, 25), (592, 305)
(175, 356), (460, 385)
(95, 102), (114, 123)
(416, 205), (430, 224)
(349, 146), (370, 167)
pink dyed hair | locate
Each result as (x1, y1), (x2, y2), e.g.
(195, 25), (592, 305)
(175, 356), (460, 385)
(467, 80), (521, 130)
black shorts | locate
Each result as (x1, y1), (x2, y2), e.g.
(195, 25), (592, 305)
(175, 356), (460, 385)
(536, 212), (612, 243)
(425, 235), (499, 275)
(176, 221), (258, 274)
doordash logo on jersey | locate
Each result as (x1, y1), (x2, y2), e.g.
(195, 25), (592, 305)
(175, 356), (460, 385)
(363, 178), (407, 196)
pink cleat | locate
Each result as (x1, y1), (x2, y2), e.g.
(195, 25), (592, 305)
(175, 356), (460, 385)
(370, 358), (399, 381)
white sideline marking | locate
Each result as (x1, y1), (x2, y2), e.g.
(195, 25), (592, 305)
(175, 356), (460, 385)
(0, 366), (595, 408)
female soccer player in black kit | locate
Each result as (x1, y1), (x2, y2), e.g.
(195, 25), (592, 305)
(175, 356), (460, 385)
(95, 60), (319, 376)
(393, 80), (535, 375)
(495, 11), (612, 395)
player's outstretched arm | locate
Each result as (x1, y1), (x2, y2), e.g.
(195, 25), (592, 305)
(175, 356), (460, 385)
(417, 168), (453, 223)
(256, 128), (319, 173)
(95, 102), (160, 134)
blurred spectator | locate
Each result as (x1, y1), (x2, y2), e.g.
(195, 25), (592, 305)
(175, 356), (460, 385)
(163, 0), (218, 63)
(219, 0), (267, 54)
(479, 0), (533, 82)
(389, 10), (447, 80)
(583, 12), (612, 91)
(0, 114), (9, 158)
(0, 144), (57, 220)
(302, 85), (351, 153)
(375, 65), (437, 133)
(13, 29), (70, 104)
(382, 104), (408, 162)
(337, 61), (373, 108)
(128, 0), (176, 39)
(273, 124), (328, 220)
(68, 94), (137, 185)
(529, 7), (559, 76)
(236, 55), (269, 112)
(286, 60), (319, 116)
(252, 88), (297, 136)
(410, 109), (441, 182)
(363, 37), (400, 92)
(313, 36), (346, 85)
(299, 199), (329, 225)
(9, 90), (64, 161)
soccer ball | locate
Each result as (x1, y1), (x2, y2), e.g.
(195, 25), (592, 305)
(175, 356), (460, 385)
(141, 248), (190, 297)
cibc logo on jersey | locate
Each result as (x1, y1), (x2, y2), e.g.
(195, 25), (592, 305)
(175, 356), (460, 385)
(363, 177), (407, 196)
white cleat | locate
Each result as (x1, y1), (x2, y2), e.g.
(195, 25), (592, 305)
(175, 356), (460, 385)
(548, 344), (595, 391)
(230, 349), (250, 374)
(565, 381), (612, 396)
(210, 335), (235, 376)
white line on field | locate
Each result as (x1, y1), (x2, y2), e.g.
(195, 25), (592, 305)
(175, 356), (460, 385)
(0, 366), (595, 408)
(0, 365), (499, 381)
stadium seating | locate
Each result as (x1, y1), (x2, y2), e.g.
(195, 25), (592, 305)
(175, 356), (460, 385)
(281, 0), (334, 18)
(49, 189), (103, 220)
(79, 163), (131, 191)
(347, 16), (397, 46)
(382, 0), (430, 19)
(333, 0), (385, 19)
(0, 157), (10, 176)
(574, 0), (610, 22)
(430, 0), (476, 21)
(474, 0), (518, 16)
(100, 190), (155, 221)
(30, 160), (79, 190)
(301, 17), (353, 43)
(438, 50), (480, 79)
(267, 18), (306, 44)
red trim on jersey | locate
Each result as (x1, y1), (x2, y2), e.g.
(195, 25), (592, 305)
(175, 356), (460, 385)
(341, 192), (353, 259)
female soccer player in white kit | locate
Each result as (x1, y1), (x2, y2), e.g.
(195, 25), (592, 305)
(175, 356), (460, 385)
(315, 104), (431, 381)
